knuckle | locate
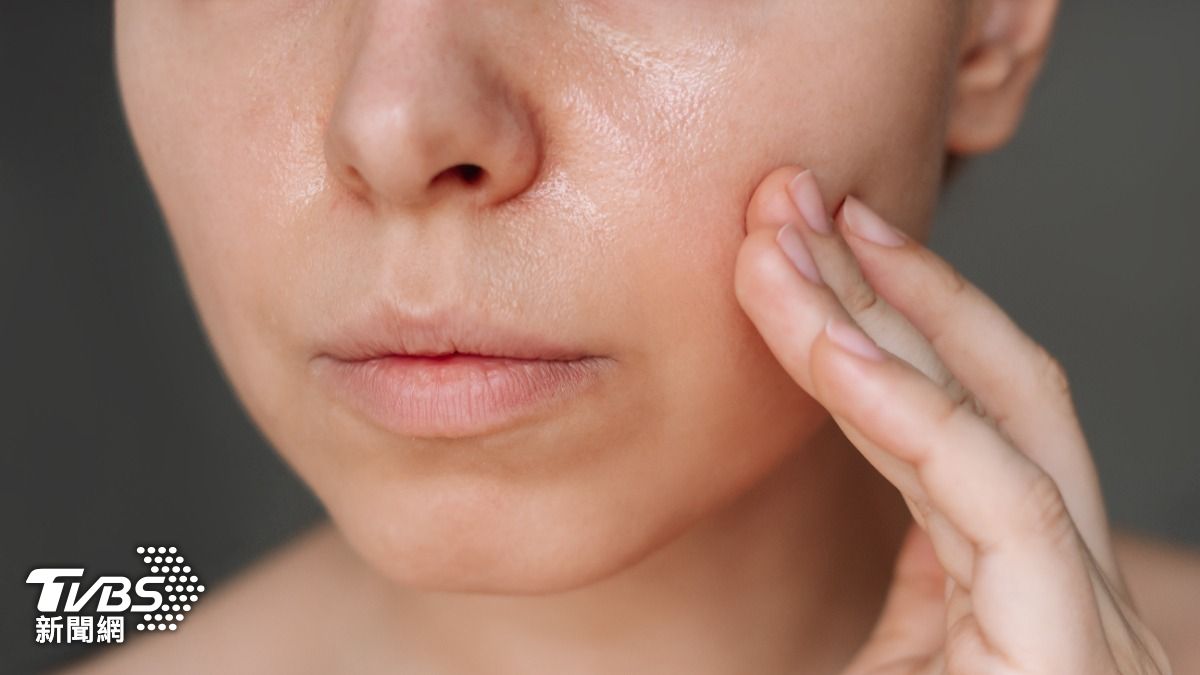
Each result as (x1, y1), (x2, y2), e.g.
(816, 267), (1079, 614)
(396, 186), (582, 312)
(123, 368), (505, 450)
(930, 392), (963, 431)
(839, 277), (880, 316)
(929, 249), (969, 299)
(917, 253), (970, 347)
(942, 614), (983, 672)
(934, 386), (975, 430)
(1018, 470), (1075, 544)
(1033, 343), (1074, 404)
(949, 382), (978, 413)
(947, 380), (1001, 430)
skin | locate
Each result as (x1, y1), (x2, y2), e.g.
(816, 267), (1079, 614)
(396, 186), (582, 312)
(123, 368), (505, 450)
(64, 0), (1199, 672)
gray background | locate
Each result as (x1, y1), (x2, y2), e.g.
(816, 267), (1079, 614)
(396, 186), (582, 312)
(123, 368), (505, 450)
(2, 1), (1197, 673)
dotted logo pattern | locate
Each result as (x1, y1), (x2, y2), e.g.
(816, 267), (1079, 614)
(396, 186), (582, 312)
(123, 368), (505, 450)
(133, 546), (205, 632)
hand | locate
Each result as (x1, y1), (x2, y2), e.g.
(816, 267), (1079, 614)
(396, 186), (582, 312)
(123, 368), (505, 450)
(734, 166), (1173, 674)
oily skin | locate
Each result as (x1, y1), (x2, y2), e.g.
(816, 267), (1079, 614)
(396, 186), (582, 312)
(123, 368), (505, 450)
(114, 0), (975, 670)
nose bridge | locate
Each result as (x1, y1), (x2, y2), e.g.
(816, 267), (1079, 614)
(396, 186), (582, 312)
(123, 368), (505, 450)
(323, 0), (541, 215)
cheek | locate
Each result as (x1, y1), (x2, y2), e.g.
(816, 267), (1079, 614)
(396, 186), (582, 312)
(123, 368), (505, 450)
(565, 0), (960, 439)
(671, 2), (960, 235)
(116, 4), (340, 422)
(527, 0), (961, 524)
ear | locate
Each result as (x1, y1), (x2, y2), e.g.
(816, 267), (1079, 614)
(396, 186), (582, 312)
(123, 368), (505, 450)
(946, 0), (1061, 155)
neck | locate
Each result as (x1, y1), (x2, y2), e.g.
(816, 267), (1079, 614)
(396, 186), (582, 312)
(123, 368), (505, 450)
(348, 417), (910, 674)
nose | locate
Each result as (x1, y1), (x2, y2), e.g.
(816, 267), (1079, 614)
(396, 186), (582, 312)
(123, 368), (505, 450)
(323, 2), (542, 214)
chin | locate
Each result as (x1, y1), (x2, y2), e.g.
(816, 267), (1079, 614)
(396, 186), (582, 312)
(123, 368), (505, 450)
(323, 479), (685, 595)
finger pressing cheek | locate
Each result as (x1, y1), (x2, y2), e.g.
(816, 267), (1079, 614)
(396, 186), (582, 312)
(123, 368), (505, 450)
(745, 165), (971, 403)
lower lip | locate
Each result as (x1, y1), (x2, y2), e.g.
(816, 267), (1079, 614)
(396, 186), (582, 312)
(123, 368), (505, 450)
(311, 353), (613, 438)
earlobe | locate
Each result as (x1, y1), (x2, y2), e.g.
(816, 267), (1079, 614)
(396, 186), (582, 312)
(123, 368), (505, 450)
(945, 0), (1061, 155)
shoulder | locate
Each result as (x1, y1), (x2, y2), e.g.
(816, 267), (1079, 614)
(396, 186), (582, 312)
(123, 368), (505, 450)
(53, 522), (360, 675)
(1112, 528), (1200, 674)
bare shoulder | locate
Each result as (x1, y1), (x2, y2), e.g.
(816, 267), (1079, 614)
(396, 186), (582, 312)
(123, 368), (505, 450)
(1112, 528), (1200, 674)
(52, 522), (360, 675)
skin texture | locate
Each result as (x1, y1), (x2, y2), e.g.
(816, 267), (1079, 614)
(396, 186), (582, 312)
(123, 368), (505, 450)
(113, 0), (969, 594)
(77, 0), (1195, 673)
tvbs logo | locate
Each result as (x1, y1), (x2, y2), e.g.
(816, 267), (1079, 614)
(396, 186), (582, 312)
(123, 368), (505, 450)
(26, 545), (205, 644)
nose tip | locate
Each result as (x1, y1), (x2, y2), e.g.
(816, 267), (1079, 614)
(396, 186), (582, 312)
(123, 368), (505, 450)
(322, 12), (542, 214)
(325, 93), (541, 213)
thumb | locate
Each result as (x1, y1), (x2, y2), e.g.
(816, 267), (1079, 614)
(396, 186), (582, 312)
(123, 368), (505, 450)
(843, 522), (946, 674)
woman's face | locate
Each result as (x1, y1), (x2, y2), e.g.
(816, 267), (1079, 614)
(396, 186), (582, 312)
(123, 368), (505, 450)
(115, 0), (972, 592)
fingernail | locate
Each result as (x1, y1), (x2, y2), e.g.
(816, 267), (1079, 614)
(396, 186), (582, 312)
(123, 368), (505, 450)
(823, 317), (887, 362)
(776, 222), (824, 285)
(787, 169), (834, 235)
(842, 196), (908, 247)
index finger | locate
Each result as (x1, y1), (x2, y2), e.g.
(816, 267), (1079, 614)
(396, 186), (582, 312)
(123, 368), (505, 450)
(745, 165), (979, 411)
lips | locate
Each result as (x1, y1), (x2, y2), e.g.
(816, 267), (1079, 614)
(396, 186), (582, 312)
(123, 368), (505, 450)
(309, 305), (614, 438)
(315, 306), (596, 362)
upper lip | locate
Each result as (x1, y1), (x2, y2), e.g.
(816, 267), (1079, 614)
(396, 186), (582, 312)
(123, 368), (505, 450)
(315, 302), (596, 363)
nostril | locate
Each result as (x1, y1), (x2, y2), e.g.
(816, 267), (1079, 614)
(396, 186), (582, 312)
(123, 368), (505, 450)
(455, 163), (484, 185)
(430, 163), (486, 192)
